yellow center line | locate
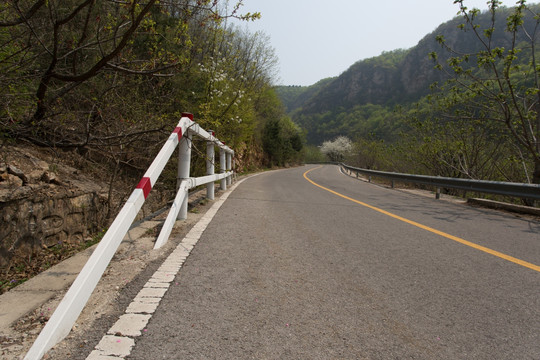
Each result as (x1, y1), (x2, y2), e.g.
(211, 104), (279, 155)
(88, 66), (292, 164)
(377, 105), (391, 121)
(304, 166), (540, 273)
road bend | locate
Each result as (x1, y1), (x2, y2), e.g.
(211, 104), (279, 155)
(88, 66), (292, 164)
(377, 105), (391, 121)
(128, 164), (539, 359)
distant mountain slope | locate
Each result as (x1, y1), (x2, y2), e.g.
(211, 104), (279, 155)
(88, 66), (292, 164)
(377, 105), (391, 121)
(278, 4), (540, 145)
(275, 77), (334, 113)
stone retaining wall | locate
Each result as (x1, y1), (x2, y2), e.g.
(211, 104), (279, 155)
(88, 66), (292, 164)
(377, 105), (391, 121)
(0, 146), (111, 271)
(0, 146), (173, 272)
(0, 187), (107, 269)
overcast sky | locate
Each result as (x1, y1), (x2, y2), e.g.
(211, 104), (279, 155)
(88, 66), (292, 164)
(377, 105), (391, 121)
(232, 0), (523, 86)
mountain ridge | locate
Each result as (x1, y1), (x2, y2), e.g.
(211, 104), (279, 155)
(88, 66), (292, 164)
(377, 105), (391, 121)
(277, 4), (540, 145)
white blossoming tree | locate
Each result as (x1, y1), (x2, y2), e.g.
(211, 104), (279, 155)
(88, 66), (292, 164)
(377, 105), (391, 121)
(320, 136), (353, 162)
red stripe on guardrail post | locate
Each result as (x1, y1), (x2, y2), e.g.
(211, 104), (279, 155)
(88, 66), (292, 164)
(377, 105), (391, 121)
(173, 127), (182, 141)
(136, 177), (152, 199)
(181, 112), (194, 120)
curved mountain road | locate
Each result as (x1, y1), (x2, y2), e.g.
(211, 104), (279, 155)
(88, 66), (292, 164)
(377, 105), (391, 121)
(112, 165), (540, 358)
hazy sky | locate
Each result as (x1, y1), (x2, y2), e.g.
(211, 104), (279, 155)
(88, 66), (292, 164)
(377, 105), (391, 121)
(233, 0), (521, 86)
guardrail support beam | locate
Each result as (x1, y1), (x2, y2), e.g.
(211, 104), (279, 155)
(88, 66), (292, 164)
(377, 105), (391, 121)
(226, 152), (232, 186)
(178, 131), (192, 220)
(206, 132), (215, 200)
(220, 148), (227, 191)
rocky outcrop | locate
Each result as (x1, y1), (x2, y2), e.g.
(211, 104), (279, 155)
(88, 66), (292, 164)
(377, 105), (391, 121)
(0, 147), (108, 270)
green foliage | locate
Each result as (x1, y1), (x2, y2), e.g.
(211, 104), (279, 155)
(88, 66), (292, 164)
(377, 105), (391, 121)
(346, 137), (393, 171)
(252, 86), (303, 167)
(430, 1), (540, 183)
(397, 103), (518, 180)
(291, 103), (406, 146)
(193, 27), (278, 151)
(303, 145), (326, 163)
(0, 0), (286, 178)
(261, 115), (303, 167)
(262, 119), (283, 165)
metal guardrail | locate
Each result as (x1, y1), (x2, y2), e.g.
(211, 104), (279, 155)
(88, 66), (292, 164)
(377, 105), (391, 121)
(26, 113), (235, 360)
(341, 163), (540, 201)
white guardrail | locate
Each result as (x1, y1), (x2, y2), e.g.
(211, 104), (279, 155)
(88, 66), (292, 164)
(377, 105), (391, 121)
(25, 113), (234, 359)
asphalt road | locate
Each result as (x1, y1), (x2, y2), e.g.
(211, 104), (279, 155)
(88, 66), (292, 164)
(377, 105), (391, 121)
(127, 165), (540, 359)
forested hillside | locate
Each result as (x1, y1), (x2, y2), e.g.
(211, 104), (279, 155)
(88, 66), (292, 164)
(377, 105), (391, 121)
(0, 0), (304, 174)
(279, 1), (540, 187)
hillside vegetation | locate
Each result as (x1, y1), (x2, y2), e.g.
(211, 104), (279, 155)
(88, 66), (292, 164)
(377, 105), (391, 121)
(0, 0), (304, 176)
(278, 1), (540, 187)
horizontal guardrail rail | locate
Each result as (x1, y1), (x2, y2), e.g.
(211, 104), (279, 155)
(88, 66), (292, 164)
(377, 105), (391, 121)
(341, 163), (540, 201)
(26, 113), (235, 360)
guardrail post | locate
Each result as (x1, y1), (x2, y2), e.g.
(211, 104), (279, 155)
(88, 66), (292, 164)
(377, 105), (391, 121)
(226, 152), (232, 186)
(206, 131), (215, 200)
(220, 148), (227, 191)
(178, 131), (192, 220)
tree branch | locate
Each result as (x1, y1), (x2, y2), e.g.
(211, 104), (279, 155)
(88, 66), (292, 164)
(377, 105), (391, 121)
(0, 0), (46, 27)
(49, 0), (158, 82)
